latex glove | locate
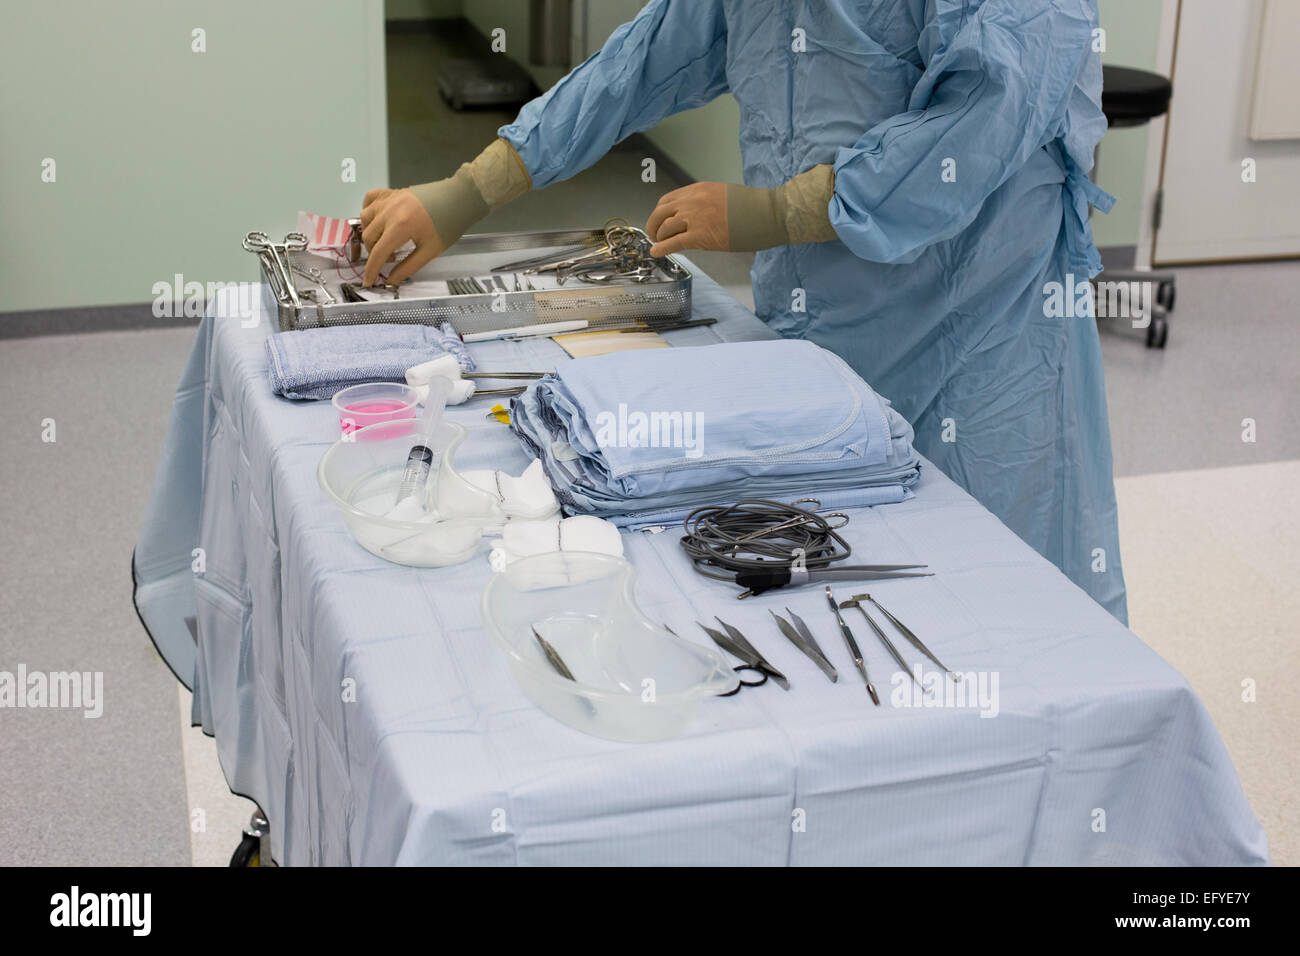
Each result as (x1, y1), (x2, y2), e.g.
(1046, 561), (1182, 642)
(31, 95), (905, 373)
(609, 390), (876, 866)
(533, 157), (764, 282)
(359, 139), (531, 286)
(645, 165), (838, 256)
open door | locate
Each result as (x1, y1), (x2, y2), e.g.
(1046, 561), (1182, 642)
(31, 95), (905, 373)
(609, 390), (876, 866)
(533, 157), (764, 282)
(1152, 0), (1300, 264)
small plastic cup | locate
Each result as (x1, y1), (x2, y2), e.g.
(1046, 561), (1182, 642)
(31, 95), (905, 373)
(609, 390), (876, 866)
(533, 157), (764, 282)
(332, 382), (421, 439)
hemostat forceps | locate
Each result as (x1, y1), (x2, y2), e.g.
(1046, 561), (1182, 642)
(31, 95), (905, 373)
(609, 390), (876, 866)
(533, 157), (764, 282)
(243, 231), (308, 308)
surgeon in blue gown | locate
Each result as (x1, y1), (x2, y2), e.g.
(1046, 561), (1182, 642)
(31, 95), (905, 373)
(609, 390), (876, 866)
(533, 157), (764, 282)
(361, 0), (1128, 622)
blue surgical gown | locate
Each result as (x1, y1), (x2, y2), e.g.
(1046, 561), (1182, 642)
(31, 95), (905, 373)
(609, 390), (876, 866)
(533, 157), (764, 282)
(499, 0), (1128, 622)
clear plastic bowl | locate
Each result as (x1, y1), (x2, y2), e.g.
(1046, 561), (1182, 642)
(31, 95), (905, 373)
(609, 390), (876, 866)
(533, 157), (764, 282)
(332, 382), (421, 437)
(481, 552), (739, 742)
(317, 418), (498, 566)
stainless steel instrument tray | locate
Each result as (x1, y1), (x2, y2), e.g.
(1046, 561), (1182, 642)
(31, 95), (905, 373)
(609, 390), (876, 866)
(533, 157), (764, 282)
(254, 228), (692, 333)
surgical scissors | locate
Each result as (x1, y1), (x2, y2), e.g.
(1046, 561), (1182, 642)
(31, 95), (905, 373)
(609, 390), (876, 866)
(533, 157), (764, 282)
(697, 618), (790, 691)
(243, 231), (308, 308)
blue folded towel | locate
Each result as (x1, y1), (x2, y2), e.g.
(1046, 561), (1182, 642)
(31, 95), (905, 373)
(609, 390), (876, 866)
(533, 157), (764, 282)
(265, 323), (474, 400)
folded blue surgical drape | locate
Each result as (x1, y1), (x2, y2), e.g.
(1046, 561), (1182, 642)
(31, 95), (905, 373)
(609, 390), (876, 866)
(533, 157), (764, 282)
(510, 339), (922, 527)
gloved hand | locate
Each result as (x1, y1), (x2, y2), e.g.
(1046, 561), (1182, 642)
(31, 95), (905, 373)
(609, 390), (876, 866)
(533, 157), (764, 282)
(645, 165), (838, 257)
(359, 138), (531, 286)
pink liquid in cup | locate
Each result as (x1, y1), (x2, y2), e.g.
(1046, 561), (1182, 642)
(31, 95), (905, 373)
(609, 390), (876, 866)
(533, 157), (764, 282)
(340, 400), (417, 437)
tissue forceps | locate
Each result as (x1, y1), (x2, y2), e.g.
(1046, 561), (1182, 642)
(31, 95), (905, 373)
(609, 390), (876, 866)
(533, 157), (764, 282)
(243, 231), (308, 308)
(838, 595), (922, 688)
(698, 619), (790, 691)
(850, 594), (957, 679)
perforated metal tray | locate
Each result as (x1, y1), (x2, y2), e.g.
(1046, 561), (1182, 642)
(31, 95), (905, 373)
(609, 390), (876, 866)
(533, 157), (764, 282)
(255, 228), (692, 334)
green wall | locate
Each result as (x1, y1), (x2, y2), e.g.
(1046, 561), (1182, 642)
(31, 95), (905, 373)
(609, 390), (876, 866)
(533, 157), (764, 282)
(386, 0), (462, 19)
(0, 0), (388, 314)
(1094, 0), (1165, 249)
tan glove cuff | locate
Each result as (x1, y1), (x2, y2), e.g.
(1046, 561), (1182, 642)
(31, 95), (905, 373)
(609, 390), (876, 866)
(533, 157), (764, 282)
(725, 165), (838, 252)
(779, 164), (838, 245)
(468, 138), (532, 209)
(408, 139), (531, 247)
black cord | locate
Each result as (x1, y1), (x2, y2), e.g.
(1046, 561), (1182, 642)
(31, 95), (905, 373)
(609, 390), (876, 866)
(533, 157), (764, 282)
(679, 498), (855, 580)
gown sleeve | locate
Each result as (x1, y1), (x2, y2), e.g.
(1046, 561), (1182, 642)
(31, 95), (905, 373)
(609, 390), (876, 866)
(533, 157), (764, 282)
(498, 0), (729, 190)
(828, 0), (1104, 264)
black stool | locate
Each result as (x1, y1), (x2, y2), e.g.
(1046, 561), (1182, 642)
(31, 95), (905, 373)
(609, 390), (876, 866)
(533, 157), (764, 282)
(1095, 65), (1175, 348)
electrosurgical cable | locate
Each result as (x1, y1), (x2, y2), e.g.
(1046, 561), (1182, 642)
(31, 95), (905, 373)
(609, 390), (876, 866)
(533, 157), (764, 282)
(679, 498), (931, 598)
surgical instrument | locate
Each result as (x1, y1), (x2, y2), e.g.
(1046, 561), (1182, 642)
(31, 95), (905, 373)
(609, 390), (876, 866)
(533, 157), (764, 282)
(770, 609), (837, 682)
(666, 625), (766, 696)
(339, 281), (401, 302)
(243, 231), (308, 309)
(292, 264), (336, 305)
(532, 627), (597, 716)
(463, 321), (589, 343)
(850, 594), (957, 679)
(491, 243), (602, 274)
(826, 586), (878, 705)
(838, 595), (922, 688)
(697, 619), (790, 691)
(680, 498), (931, 598)
(503, 222), (669, 286)
(462, 371), (546, 380)
(618, 318), (718, 333)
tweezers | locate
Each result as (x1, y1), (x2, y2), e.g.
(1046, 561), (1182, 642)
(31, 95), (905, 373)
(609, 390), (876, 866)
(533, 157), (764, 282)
(770, 608), (837, 682)
(839, 597), (923, 688)
(854, 594), (958, 678)
(697, 619), (790, 690)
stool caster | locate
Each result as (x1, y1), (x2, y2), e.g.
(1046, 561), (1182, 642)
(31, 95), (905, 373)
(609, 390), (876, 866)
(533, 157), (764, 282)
(1156, 279), (1176, 313)
(229, 810), (270, 867)
(1146, 313), (1169, 349)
